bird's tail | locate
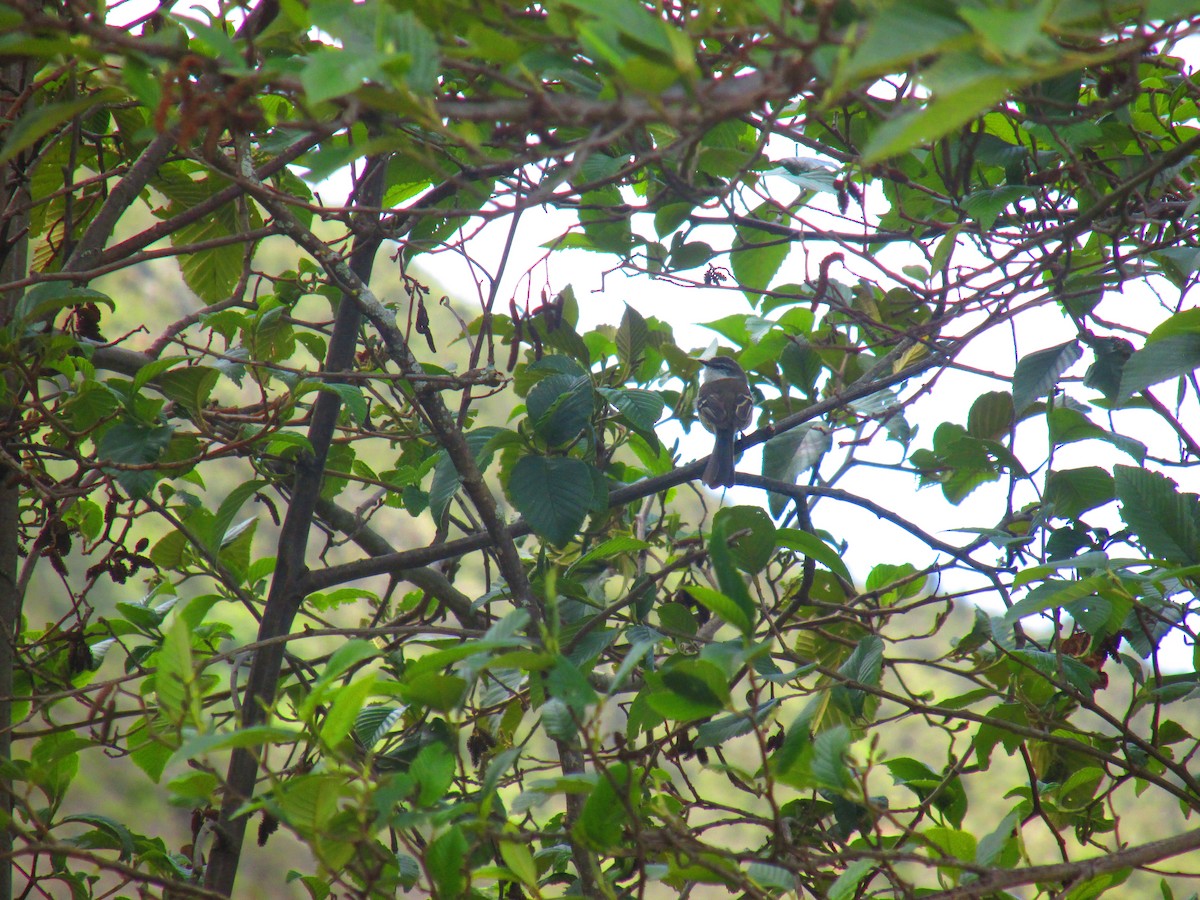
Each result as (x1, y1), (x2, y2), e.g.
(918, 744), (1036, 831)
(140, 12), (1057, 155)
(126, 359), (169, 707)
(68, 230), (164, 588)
(703, 431), (736, 489)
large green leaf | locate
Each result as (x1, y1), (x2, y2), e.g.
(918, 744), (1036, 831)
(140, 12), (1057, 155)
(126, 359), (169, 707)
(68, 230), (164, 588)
(713, 505), (776, 574)
(1118, 334), (1200, 401)
(577, 763), (636, 850)
(527, 374), (595, 446)
(97, 419), (174, 498)
(1012, 340), (1082, 413)
(507, 455), (595, 546)
(732, 205), (789, 303)
(425, 826), (468, 899)
(429, 426), (507, 525)
(1044, 467), (1115, 519)
(775, 528), (852, 584)
(1114, 465), (1200, 564)
(685, 585), (753, 637)
(763, 425), (831, 517)
(648, 659), (731, 720)
(706, 514), (758, 634)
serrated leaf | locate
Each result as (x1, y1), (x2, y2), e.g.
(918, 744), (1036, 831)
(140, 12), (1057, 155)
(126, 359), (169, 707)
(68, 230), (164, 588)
(507, 455), (594, 546)
(1119, 334), (1200, 401)
(577, 763), (635, 850)
(863, 78), (1011, 163)
(319, 674), (377, 750)
(685, 585), (753, 637)
(713, 505), (776, 574)
(155, 616), (195, 726)
(527, 374), (595, 446)
(966, 391), (1014, 440)
(775, 528), (852, 584)
(1012, 340), (1082, 413)
(1005, 575), (1108, 623)
(650, 659), (731, 720)
(1114, 465), (1200, 564)
(763, 425), (831, 517)
(602, 387), (664, 431)
(1044, 467), (1114, 519)
(617, 305), (648, 369)
(425, 826), (468, 898)
(429, 426), (505, 525)
(204, 479), (266, 554)
(732, 205), (789, 303)
(706, 515), (758, 634)
(0, 89), (121, 166)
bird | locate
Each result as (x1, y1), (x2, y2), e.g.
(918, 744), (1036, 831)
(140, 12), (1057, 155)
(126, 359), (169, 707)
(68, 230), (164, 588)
(695, 355), (753, 489)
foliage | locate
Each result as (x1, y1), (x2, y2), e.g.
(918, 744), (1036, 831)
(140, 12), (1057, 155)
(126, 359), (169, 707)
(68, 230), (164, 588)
(3, 1), (1200, 898)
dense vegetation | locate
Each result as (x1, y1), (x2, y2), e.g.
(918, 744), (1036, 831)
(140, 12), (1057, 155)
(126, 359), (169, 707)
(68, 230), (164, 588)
(4, 1), (1200, 897)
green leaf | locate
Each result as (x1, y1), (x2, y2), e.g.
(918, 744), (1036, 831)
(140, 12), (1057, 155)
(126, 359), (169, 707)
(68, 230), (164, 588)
(1147, 308), (1200, 343)
(577, 763), (635, 850)
(831, 635), (883, 718)
(828, 858), (875, 900)
(684, 585), (753, 637)
(579, 185), (631, 252)
(541, 697), (577, 741)
(429, 426), (505, 525)
(732, 205), (789, 303)
(713, 505), (776, 574)
(775, 528), (852, 584)
(319, 673), (377, 750)
(1012, 340), (1082, 413)
(811, 725), (853, 793)
(863, 77), (1012, 163)
(1044, 467), (1115, 519)
(547, 656), (598, 714)
(0, 89), (121, 166)
(399, 673), (467, 712)
(617, 305), (648, 369)
(961, 186), (1032, 230)
(29, 732), (87, 804)
(98, 419), (174, 499)
(1119, 334), (1200, 401)
(276, 772), (343, 835)
(301, 46), (371, 105)
(655, 202), (693, 237)
(648, 659), (731, 721)
(966, 391), (1013, 440)
(923, 826), (977, 865)
(426, 826), (468, 899)
(763, 425), (831, 517)
(322, 639), (378, 683)
(1114, 465), (1200, 565)
(837, 5), (969, 87)
(602, 388), (665, 431)
(1005, 575), (1108, 623)
(174, 208), (253, 304)
(411, 743), (456, 806)
(319, 382), (368, 425)
(12, 282), (115, 330)
(507, 455), (595, 546)
(59, 813), (136, 860)
(155, 616), (196, 727)
(695, 699), (778, 748)
(204, 479), (266, 554)
(527, 374), (595, 446)
(157, 365), (220, 415)
(499, 840), (539, 890)
(706, 515), (758, 635)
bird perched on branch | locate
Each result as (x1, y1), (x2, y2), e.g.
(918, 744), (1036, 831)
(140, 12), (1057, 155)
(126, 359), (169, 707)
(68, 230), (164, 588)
(696, 355), (753, 489)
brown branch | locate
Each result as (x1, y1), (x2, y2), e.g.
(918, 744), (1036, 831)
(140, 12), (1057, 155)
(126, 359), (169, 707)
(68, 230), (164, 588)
(202, 156), (388, 897)
(919, 826), (1200, 899)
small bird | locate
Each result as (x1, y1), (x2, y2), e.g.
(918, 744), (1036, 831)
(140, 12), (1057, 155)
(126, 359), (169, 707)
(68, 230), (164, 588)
(695, 355), (753, 489)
